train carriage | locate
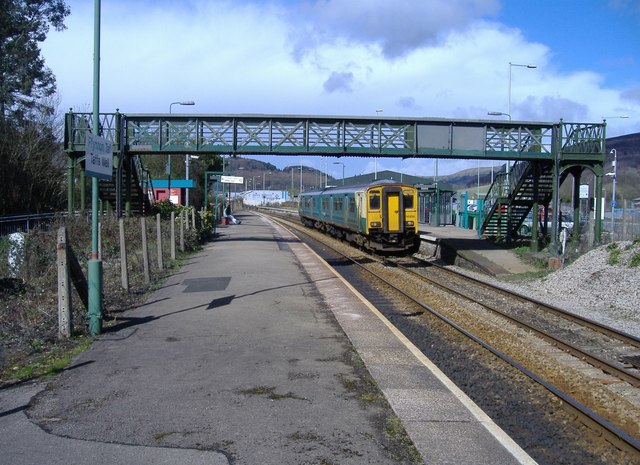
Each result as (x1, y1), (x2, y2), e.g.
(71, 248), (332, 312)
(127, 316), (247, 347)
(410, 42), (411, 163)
(299, 180), (420, 253)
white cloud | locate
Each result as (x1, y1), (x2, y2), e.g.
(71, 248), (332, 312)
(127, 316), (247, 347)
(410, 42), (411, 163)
(289, 0), (500, 60)
(40, 0), (639, 177)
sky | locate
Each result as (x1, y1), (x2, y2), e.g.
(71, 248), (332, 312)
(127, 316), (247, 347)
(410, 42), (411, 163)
(40, 0), (640, 180)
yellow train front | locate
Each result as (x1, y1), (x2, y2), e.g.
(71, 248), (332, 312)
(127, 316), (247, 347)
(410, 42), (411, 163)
(299, 180), (420, 253)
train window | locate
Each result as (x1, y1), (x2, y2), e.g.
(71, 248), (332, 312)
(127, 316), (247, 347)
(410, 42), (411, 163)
(403, 191), (414, 209)
(349, 197), (356, 213)
(322, 197), (329, 210)
(334, 197), (343, 211)
(369, 191), (380, 210)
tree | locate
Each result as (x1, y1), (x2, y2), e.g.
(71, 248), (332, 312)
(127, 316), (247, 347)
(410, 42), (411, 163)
(0, 1), (70, 214)
(0, 0), (70, 121)
(0, 96), (67, 214)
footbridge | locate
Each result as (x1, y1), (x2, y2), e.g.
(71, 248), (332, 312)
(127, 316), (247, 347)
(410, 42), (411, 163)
(64, 111), (607, 247)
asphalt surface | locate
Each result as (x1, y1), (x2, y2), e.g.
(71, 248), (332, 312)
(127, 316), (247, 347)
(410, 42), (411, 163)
(1, 212), (537, 464)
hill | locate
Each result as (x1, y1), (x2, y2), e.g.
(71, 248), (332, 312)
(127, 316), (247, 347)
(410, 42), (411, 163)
(224, 132), (640, 200)
(606, 132), (640, 201)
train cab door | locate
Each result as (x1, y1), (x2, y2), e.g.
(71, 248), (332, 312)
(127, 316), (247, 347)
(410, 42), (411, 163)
(382, 187), (403, 232)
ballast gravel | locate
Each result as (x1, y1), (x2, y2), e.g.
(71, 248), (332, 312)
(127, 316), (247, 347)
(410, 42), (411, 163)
(450, 241), (640, 338)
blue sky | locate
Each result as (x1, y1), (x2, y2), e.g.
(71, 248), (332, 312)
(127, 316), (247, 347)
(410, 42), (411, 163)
(41, 0), (639, 179)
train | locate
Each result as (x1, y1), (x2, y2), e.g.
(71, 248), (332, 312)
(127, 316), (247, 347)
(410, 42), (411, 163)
(298, 180), (421, 253)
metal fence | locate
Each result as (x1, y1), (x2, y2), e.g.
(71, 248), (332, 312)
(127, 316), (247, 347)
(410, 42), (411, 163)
(0, 213), (58, 237)
(608, 200), (640, 243)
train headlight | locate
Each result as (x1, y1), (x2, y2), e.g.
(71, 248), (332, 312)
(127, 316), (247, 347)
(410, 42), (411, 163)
(370, 221), (381, 228)
(405, 221), (414, 227)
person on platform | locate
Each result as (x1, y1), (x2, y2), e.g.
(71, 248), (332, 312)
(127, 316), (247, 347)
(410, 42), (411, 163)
(225, 204), (241, 224)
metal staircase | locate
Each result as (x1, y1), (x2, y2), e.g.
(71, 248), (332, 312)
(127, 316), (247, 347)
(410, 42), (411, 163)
(481, 160), (558, 240)
(98, 155), (155, 216)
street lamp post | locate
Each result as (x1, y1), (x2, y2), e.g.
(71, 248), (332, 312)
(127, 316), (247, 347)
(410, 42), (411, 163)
(333, 161), (345, 185)
(168, 101), (195, 204)
(608, 149), (617, 237)
(487, 111), (511, 120)
(501, 62), (535, 196)
(508, 62), (536, 118)
(486, 111), (512, 184)
(374, 109), (383, 180)
(185, 155), (199, 206)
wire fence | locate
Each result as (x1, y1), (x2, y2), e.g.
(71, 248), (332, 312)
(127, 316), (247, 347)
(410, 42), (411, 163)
(608, 200), (640, 243)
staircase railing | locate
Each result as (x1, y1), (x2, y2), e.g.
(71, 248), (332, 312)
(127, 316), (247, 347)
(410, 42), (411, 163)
(481, 160), (537, 238)
(132, 155), (156, 209)
(482, 172), (507, 220)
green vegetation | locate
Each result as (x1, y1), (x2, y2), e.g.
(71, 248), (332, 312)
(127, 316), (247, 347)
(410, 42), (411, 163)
(385, 417), (423, 462)
(238, 385), (305, 401)
(1, 213), (213, 386)
(607, 242), (621, 265)
(153, 431), (176, 441)
(1, 1), (72, 215)
(9, 338), (92, 382)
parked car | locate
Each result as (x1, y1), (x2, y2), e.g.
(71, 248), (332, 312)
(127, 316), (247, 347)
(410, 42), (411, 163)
(518, 213), (575, 236)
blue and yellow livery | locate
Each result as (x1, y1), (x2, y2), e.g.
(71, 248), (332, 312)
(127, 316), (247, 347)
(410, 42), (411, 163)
(299, 180), (420, 253)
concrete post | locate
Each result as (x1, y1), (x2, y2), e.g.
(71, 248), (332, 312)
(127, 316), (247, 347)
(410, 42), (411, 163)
(57, 228), (72, 338)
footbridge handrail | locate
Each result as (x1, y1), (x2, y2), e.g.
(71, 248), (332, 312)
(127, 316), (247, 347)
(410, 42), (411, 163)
(64, 112), (602, 163)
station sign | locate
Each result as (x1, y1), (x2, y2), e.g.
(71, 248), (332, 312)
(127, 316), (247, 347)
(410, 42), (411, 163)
(221, 175), (244, 184)
(85, 133), (113, 180)
(579, 184), (589, 199)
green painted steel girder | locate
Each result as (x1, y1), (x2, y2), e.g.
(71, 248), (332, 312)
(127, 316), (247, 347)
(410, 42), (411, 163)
(64, 112), (605, 164)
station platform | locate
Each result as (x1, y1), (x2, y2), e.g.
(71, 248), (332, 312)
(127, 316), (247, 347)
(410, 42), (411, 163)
(419, 225), (538, 276)
(2, 211), (536, 465)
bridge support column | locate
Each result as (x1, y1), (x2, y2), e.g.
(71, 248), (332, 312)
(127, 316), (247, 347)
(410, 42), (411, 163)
(67, 155), (75, 216)
(571, 168), (582, 242)
(594, 172), (603, 245)
(531, 163), (540, 252)
(125, 154), (132, 217)
(80, 166), (86, 212)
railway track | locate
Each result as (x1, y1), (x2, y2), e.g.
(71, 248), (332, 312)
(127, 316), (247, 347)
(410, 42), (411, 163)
(260, 211), (640, 463)
(386, 254), (640, 388)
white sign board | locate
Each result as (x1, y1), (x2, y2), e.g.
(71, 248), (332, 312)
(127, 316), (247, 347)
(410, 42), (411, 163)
(85, 133), (113, 180)
(579, 184), (589, 199)
(221, 175), (244, 184)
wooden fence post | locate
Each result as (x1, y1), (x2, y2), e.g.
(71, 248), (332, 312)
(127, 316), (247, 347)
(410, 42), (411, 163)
(119, 218), (129, 291)
(141, 217), (150, 284)
(156, 213), (163, 270)
(57, 227), (72, 338)
(180, 210), (185, 252)
(170, 211), (176, 260)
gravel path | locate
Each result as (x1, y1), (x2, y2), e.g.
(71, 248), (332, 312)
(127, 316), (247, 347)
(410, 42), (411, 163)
(451, 241), (640, 338)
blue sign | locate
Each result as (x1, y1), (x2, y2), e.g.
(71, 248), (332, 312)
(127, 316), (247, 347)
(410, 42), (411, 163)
(611, 200), (617, 207)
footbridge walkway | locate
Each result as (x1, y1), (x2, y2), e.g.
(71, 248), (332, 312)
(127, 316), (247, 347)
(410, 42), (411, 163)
(64, 112), (607, 248)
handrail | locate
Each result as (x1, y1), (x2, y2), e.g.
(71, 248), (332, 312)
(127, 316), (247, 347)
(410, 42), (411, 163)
(0, 212), (58, 236)
(132, 155), (156, 206)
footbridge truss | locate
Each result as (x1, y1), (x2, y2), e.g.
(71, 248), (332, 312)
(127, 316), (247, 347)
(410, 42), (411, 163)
(64, 112), (607, 247)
